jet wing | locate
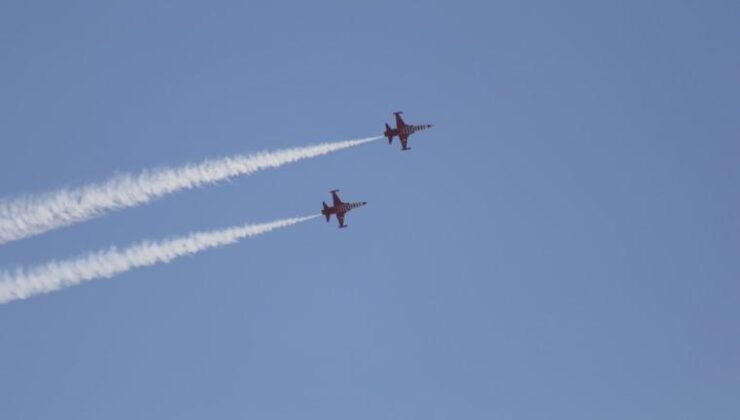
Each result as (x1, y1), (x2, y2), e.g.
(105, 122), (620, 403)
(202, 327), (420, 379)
(399, 136), (409, 150)
(395, 113), (407, 128)
(331, 190), (343, 207)
(336, 212), (346, 228)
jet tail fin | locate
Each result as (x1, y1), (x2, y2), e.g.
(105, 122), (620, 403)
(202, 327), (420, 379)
(385, 123), (393, 143)
(322, 202), (330, 222)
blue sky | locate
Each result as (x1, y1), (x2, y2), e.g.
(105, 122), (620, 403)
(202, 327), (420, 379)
(1, 1), (738, 418)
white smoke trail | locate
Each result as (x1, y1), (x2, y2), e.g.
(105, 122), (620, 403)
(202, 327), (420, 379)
(0, 136), (379, 245)
(0, 215), (318, 304)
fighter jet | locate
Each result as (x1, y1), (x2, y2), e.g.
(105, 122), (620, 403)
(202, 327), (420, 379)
(321, 190), (367, 228)
(384, 111), (432, 151)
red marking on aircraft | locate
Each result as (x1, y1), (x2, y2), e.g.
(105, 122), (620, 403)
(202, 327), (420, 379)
(383, 111), (432, 151)
(321, 190), (367, 229)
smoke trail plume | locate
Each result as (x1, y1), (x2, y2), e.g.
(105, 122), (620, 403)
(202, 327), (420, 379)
(0, 136), (379, 245)
(0, 215), (318, 304)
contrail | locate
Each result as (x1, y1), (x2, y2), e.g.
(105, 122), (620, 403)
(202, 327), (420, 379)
(0, 136), (379, 245)
(0, 215), (318, 304)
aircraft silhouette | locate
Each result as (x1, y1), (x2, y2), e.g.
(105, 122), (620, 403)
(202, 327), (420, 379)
(384, 111), (432, 151)
(321, 190), (367, 228)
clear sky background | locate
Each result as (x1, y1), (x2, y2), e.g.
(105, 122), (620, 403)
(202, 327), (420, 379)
(1, 1), (738, 419)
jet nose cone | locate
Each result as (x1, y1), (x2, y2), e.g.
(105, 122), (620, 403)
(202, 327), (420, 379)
(362, 201), (368, 205)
